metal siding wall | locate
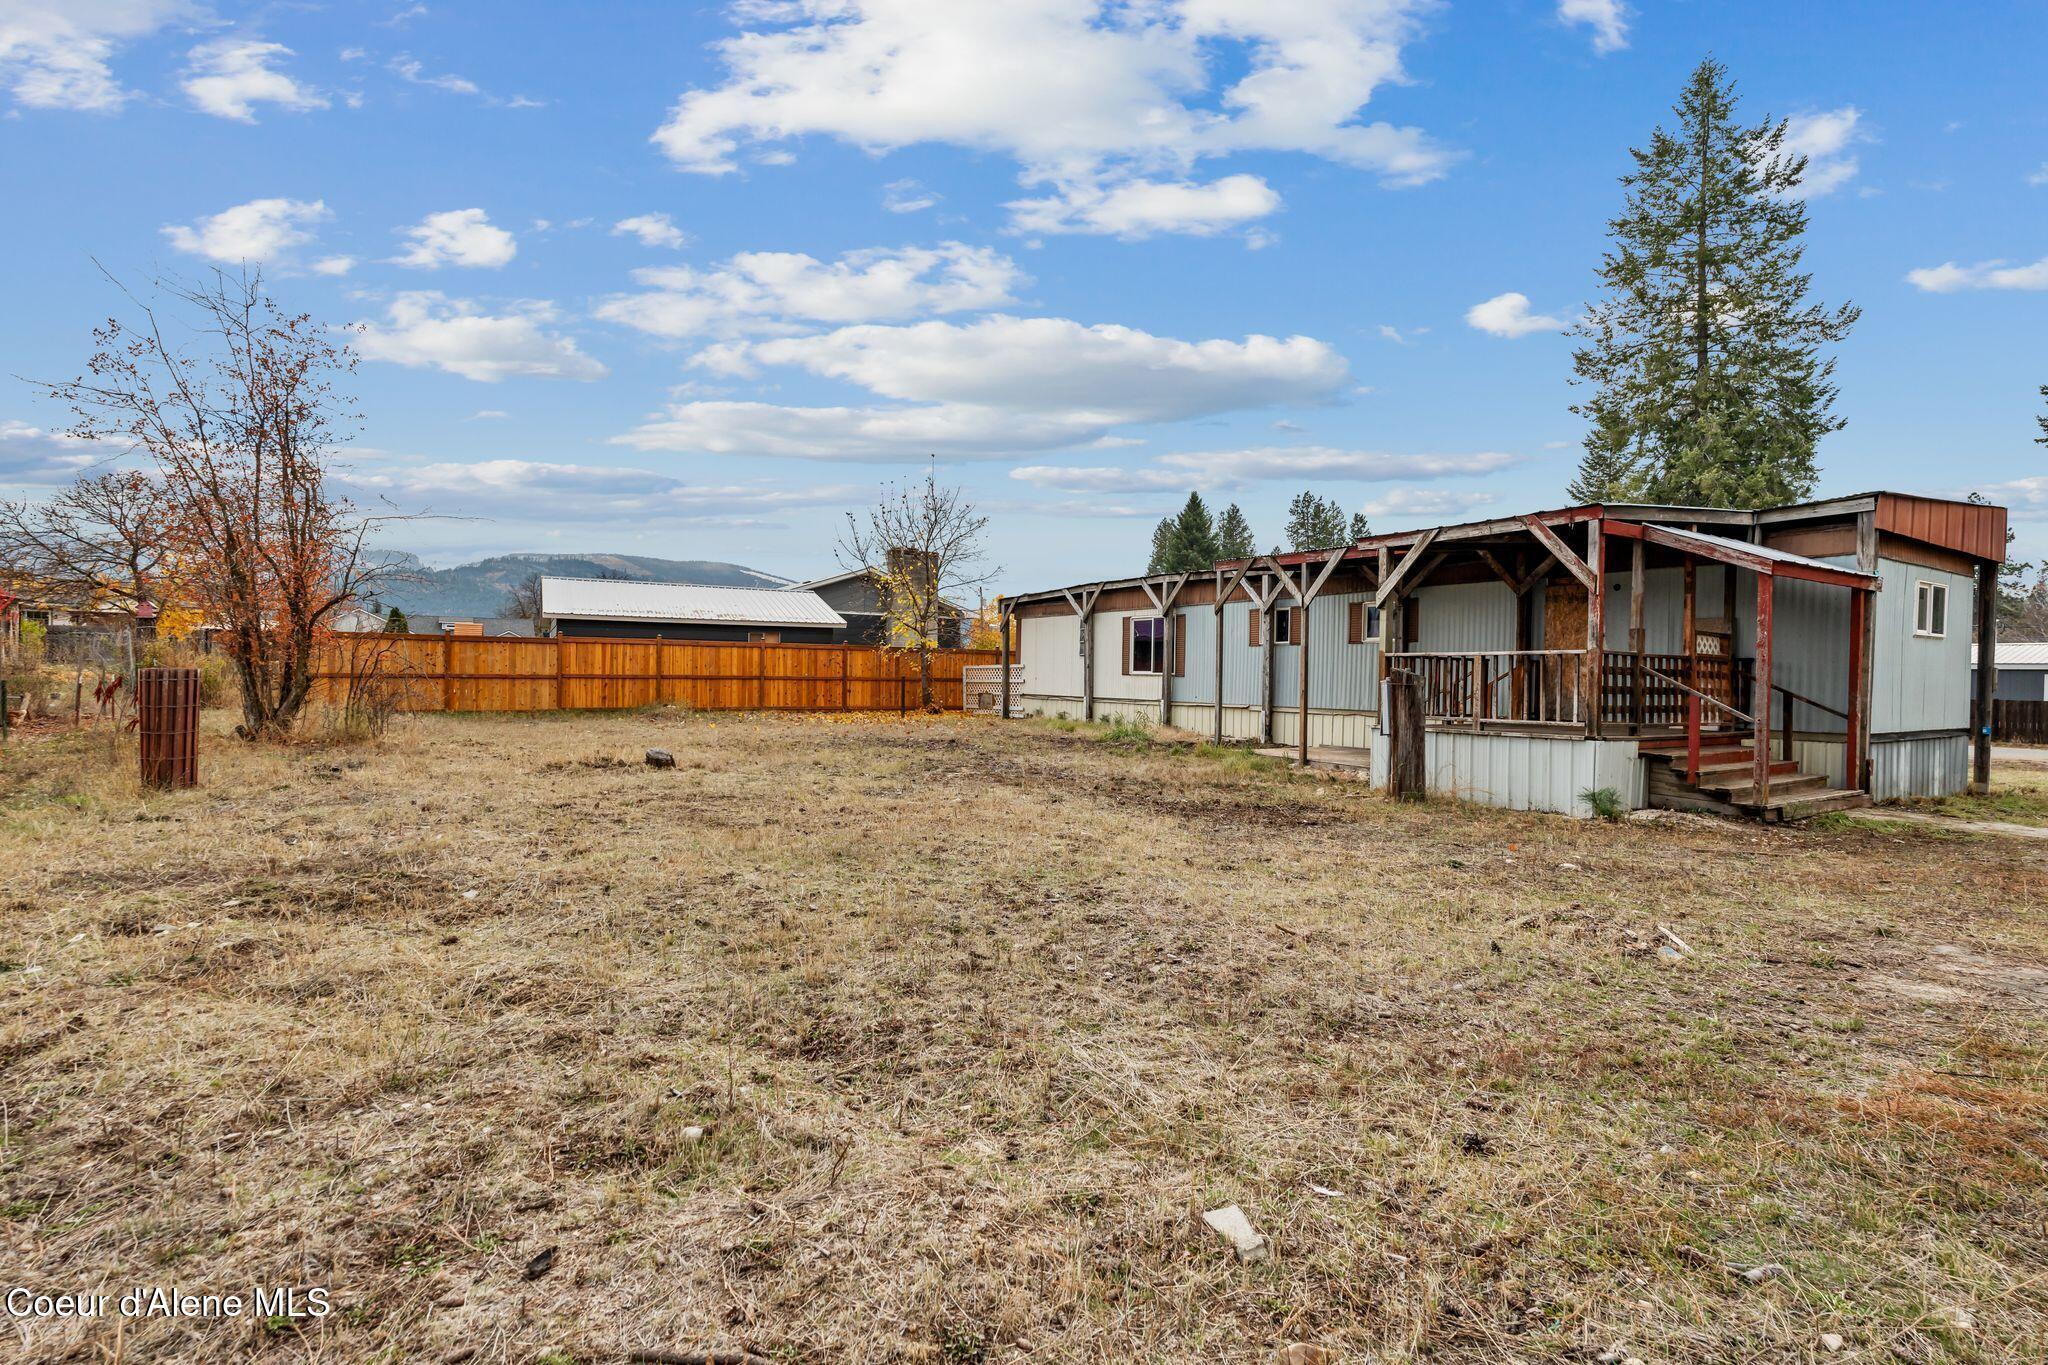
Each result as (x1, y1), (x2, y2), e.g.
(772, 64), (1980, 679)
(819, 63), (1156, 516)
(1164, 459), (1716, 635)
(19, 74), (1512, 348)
(1222, 600), (1260, 707)
(1413, 580), (1518, 651)
(1597, 567), (1689, 652)
(1871, 559), (1973, 734)
(1871, 733), (1970, 800)
(1769, 568), (1852, 734)
(1092, 609), (1164, 702)
(1308, 591), (1380, 711)
(1421, 732), (1645, 815)
(1018, 613), (1081, 697)
(1173, 607), (1216, 704)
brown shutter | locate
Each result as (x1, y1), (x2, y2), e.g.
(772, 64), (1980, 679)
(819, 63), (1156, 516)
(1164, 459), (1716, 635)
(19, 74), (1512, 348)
(1121, 616), (1132, 675)
(1291, 607), (1303, 644)
(1173, 616), (1187, 676)
(1348, 600), (1364, 644)
(1248, 607), (1261, 647)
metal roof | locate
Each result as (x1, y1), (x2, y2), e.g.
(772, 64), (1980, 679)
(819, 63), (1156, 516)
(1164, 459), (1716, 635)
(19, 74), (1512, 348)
(540, 576), (846, 628)
(788, 568), (871, 591)
(1976, 642), (2048, 668)
(1645, 524), (1872, 577)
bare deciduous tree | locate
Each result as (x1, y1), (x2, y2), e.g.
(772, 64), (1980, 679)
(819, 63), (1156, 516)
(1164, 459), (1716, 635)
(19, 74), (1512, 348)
(503, 571), (545, 627)
(40, 268), (411, 739)
(0, 469), (174, 678)
(838, 465), (995, 709)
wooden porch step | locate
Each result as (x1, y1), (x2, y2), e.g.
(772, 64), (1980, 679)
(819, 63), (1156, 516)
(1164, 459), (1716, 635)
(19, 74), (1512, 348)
(1740, 789), (1873, 822)
(1639, 731), (1753, 753)
(1700, 771), (1831, 802)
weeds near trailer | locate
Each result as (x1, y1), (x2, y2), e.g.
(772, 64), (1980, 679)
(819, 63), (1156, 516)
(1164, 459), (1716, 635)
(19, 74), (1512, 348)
(1098, 715), (1152, 746)
(1581, 784), (1626, 821)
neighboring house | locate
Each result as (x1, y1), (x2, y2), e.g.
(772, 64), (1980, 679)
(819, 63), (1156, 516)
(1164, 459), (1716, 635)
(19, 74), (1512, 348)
(407, 614), (538, 638)
(1974, 641), (2048, 702)
(328, 606), (391, 633)
(1005, 492), (2006, 819)
(790, 567), (966, 648)
(540, 577), (846, 642)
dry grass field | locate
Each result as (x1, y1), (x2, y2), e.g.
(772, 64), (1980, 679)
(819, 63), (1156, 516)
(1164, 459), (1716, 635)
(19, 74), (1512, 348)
(3, 708), (2046, 1364)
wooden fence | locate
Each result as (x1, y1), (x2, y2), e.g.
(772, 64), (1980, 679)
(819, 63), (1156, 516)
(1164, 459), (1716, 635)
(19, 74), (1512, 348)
(1979, 698), (2048, 744)
(314, 634), (1002, 714)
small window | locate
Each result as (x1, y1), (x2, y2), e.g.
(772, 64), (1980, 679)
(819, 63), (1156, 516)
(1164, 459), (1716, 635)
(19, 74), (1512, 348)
(746, 630), (781, 643)
(1130, 616), (1165, 674)
(1270, 605), (1295, 645)
(1913, 581), (1947, 639)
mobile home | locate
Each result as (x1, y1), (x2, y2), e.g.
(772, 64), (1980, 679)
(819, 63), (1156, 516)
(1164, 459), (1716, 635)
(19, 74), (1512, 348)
(999, 493), (2006, 819)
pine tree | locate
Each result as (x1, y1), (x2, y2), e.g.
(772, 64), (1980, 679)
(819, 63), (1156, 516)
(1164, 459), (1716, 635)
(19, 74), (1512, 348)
(1146, 517), (1175, 574)
(1168, 492), (1220, 570)
(1570, 57), (1859, 509)
(2035, 385), (2047, 447)
(384, 606), (409, 633)
(1216, 504), (1255, 559)
(1349, 510), (1372, 540)
(1285, 491), (1348, 550)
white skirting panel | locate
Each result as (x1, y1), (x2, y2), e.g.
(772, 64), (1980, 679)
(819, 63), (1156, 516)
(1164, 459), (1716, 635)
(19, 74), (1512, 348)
(1792, 737), (1849, 788)
(1871, 732), (1969, 800)
(1370, 729), (1646, 817)
(1269, 708), (1378, 749)
(1166, 703), (1261, 739)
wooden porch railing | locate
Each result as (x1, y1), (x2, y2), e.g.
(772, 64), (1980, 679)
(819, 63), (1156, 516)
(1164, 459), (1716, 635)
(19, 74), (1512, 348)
(1385, 649), (1589, 726)
(1601, 651), (1753, 728)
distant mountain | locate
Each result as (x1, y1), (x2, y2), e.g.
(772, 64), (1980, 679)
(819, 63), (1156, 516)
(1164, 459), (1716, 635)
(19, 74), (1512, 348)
(366, 552), (793, 616)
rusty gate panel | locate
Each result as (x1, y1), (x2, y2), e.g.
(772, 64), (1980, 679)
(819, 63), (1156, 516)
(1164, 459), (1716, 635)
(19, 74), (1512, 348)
(138, 667), (200, 790)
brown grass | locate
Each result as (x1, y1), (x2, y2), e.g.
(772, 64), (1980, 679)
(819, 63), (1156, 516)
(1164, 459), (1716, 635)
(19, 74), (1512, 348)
(2, 709), (2046, 1363)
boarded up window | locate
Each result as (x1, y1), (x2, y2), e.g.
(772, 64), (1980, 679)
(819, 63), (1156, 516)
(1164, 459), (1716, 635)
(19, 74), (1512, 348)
(1172, 617), (1187, 676)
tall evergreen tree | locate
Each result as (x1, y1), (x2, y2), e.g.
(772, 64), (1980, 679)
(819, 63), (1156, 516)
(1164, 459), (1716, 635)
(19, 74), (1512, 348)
(1146, 517), (1175, 574)
(1169, 492), (1220, 570)
(1566, 410), (1647, 503)
(2035, 384), (2047, 447)
(1349, 510), (1372, 540)
(1216, 503), (1255, 559)
(1285, 491), (1349, 550)
(1570, 58), (1859, 508)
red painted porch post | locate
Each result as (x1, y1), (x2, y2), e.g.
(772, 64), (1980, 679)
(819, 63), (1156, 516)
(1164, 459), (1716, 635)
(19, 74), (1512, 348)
(1754, 573), (1774, 804)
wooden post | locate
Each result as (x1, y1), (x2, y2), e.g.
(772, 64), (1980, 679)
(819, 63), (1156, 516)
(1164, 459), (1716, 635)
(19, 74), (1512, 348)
(1375, 548), (1395, 736)
(1686, 694), (1702, 783)
(1079, 596), (1096, 722)
(1387, 668), (1424, 800)
(1974, 560), (1996, 793)
(998, 612), (1011, 719)
(842, 643), (852, 711)
(1159, 608), (1173, 726)
(1295, 576), (1310, 765)
(1846, 590), (1865, 790)
(1854, 510), (1878, 791)
(1754, 572), (1774, 805)
(443, 633), (455, 713)
(1682, 559), (1697, 694)
(0, 679), (8, 741)
(1213, 569), (1227, 744)
(1259, 576), (1275, 746)
(1584, 520), (1605, 738)
(1629, 537), (1646, 729)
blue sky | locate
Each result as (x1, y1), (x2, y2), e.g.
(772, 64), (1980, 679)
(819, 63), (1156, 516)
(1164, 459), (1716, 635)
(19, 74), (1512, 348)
(1, 1), (2043, 594)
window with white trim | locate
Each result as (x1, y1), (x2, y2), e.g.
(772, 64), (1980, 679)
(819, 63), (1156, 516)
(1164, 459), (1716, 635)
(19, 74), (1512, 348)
(1270, 605), (1295, 645)
(1914, 581), (1948, 638)
(1130, 616), (1165, 673)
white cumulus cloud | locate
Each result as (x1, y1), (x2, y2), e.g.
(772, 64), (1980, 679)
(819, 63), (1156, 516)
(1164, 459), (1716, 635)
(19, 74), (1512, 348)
(0, 0), (191, 112)
(390, 208), (518, 269)
(596, 243), (1025, 339)
(617, 315), (1349, 460)
(1782, 106), (1866, 198)
(1011, 446), (1517, 492)
(1007, 173), (1281, 239)
(344, 457), (862, 524)
(652, 0), (1452, 237)
(1906, 256), (2048, 293)
(161, 197), (331, 264)
(1465, 292), (1567, 338)
(1557, 0), (1628, 55)
(0, 418), (102, 485)
(354, 293), (608, 382)
(612, 213), (688, 249)
(181, 38), (326, 121)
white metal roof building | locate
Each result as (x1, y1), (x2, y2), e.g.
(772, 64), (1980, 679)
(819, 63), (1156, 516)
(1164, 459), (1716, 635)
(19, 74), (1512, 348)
(541, 577), (847, 642)
(1974, 641), (2048, 702)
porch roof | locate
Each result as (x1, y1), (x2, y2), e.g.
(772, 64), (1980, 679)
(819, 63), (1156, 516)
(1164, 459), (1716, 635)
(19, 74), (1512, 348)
(1621, 523), (1880, 590)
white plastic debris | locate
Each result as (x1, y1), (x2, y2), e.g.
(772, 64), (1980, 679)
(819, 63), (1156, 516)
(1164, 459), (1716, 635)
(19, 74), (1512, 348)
(1201, 1204), (1269, 1263)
